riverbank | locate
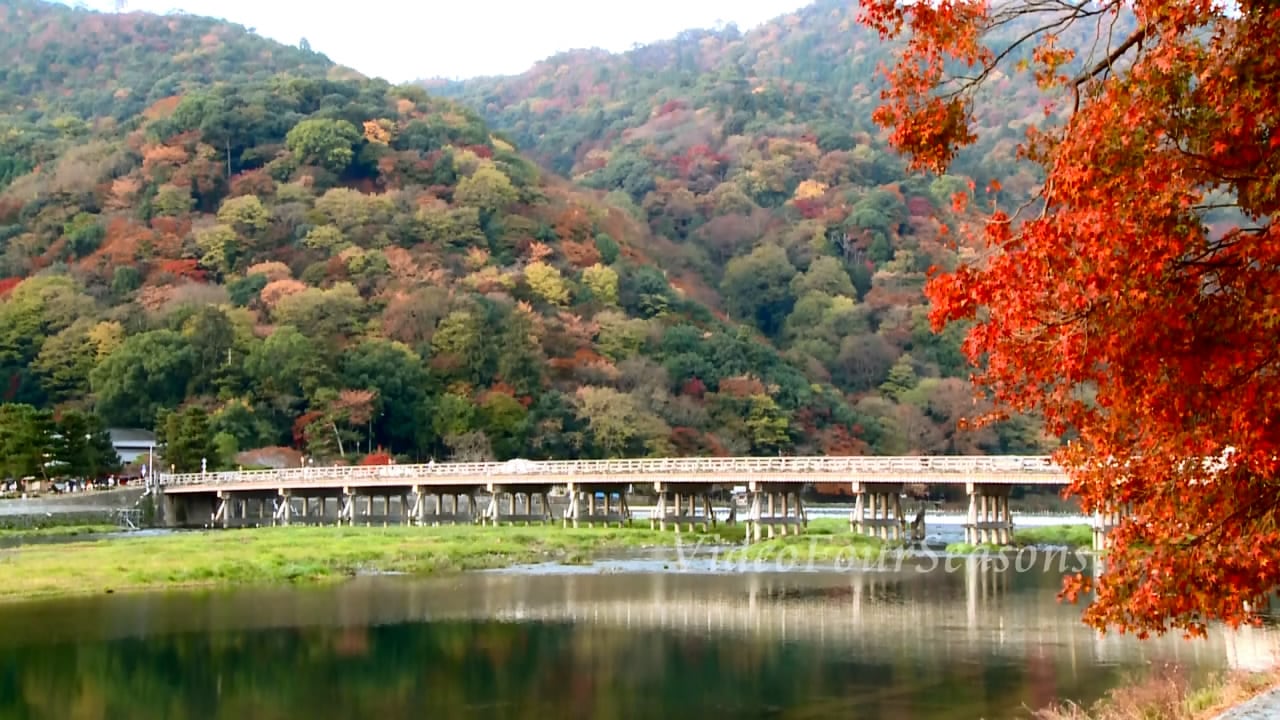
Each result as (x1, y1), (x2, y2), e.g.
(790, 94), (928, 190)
(0, 524), (759, 600)
(1036, 667), (1280, 720)
(941, 524), (1093, 555)
(0, 518), (1105, 601)
(0, 523), (121, 539)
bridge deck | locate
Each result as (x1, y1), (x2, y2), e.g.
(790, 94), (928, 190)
(158, 455), (1068, 494)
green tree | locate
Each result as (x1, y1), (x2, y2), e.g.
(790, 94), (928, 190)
(32, 319), (96, 403)
(284, 118), (360, 173)
(182, 306), (238, 396)
(524, 262), (570, 306)
(879, 354), (919, 401)
(574, 386), (669, 458)
(477, 392), (530, 460)
(453, 165), (518, 214)
(721, 244), (797, 336)
(430, 393), (475, 444)
(272, 284), (363, 344)
(90, 331), (197, 427)
(0, 404), (56, 482)
(195, 224), (241, 275)
(216, 194), (269, 237)
(581, 263), (619, 305)
(157, 406), (218, 473)
(54, 410), (121, 479)
(340, 339), (429, 453)
(791, 256), (857, 298)
(745, 395), (791, 454)
(495, 309), (544, 396)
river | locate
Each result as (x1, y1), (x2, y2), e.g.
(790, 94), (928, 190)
(0, 552), (1276, 719)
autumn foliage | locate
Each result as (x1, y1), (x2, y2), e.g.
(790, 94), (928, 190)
(862, 1), (1280, 637)
(359, 450), (393, 466)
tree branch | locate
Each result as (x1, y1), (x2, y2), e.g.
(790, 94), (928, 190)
(1071, 27), (1147, 86)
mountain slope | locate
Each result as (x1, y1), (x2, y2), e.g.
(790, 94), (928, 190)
(425, 0), (1115, 455)
(0, 0), (964, 471)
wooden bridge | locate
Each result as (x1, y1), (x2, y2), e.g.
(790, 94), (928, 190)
(154, 455), (1073, 545)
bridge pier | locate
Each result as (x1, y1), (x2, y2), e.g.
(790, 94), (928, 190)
(405, 486), (480, 525)
(274, 489), (292, 526)
(485, 484), (555, 526)
(964, 482), (1013, 545)
(851, 482), (906, 540)
(745, 483), (807, 542)
(1091, 501), (1131, 552)
(651, 483), (716, 532)
(564, 483), (631, 528)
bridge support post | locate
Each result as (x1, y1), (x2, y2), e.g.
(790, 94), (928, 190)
(850, 482), (905, 540)
(567, 483), (631, 527)
(652, 483), (714, 533)
(488, 485), (555, 526)
(409, 486), (424, 525)
(213, 491), (229, 528)
(339, 488), (354, 526)
(1091, 501), (1131, 552)
(274, 489), (292, 526)
(964, 483), (1013, 545)
(744, 483), (807, 543)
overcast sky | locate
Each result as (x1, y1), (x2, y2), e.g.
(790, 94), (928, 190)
(71, 0), (809, 82)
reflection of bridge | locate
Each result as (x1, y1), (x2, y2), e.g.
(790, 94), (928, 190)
(2, 561), (1271, 672)
(155, 455), (1070, 544)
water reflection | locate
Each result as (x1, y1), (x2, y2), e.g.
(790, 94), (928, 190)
(0, 559), (1275, 720)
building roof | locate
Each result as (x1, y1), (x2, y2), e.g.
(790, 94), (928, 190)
(107, 428), (156, 446)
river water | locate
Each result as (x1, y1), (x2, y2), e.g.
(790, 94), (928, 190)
(0, 553), (1276, 719)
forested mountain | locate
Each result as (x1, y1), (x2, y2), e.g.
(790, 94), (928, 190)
(425, 0), (1122, 456)
(0, 0), (1035, 478)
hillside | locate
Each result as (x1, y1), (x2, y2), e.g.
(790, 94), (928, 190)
(1, 0), (1033, 476)
(425, 0), (1120, 455)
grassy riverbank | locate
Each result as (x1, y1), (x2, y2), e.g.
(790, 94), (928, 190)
(945, 524), (1094, 555)
(718, 518), (886, 564)
(0, 524), (752, 600)
(1036, 667), (1280, 719)
(0, 517), (1102, 601)
(0, 523), (121, 539)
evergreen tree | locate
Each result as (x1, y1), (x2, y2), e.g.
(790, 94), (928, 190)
(156, 407), (218, 473)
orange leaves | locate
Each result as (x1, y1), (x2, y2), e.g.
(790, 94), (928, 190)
(716, 375), (768, 399)
(560, 238), (601, 269)
(140, 143), (188, 181)
(553, 205), (593, 244)
(334, 388), (378, 427)
(859, 0), (990, 172)
(362, 120), (392, 146)
(525, 241), (553, 263)
(867, 0), (1280, 636)
(358, 450), (394, 466)
(83, 216), (151, 272)
(155, 259), (206, 283)
(0, 277), (20, 299)
(259, 278), (307, 310)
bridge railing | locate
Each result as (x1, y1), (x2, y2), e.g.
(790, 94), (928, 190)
(156, 455), (1064, 487)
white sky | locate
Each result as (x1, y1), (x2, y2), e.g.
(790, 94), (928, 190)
(71, 0), (810, 82)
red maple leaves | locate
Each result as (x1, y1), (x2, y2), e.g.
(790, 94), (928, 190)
(862, 1), (1280, 637)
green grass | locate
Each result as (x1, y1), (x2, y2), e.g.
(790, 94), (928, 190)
(941, 526), (1093, 555)
(0, 524), (746, 601)
(0, 518), (1097, 602)
(0, 523), (122, 539)
(1013, 524), (1093, 549)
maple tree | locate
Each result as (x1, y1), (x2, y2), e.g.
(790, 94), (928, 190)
(861, 1), (1280, 637)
